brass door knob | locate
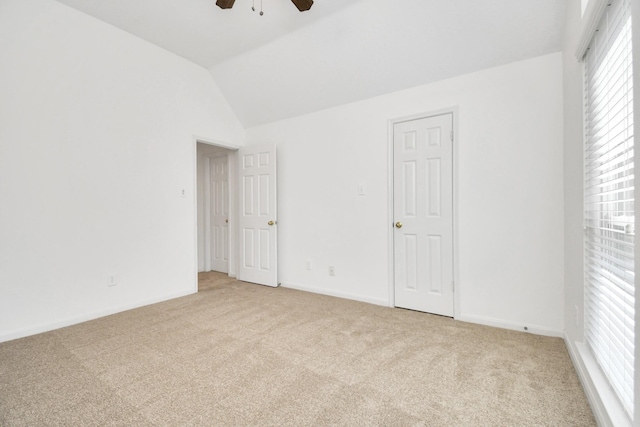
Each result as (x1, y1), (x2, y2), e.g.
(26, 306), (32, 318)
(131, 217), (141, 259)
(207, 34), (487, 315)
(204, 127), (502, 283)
(225, 219), (229, 223)
(268, 220), (275, 226)
(395, 222), (403, 229)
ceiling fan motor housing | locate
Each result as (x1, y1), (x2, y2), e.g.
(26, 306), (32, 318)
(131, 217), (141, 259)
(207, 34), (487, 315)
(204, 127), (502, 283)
(291, 0), (313, 11)
(215, 0), (312, 12)
(216, 0), (236, 9)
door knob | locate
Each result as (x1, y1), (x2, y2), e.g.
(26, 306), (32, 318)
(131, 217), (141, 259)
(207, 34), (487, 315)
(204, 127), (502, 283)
(268, 220), (275, 226)
(225, 219), (229, 223)
(395, 222), (403, 229)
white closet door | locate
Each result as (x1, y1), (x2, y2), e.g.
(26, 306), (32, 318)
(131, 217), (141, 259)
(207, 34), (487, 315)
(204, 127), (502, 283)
(394, 113), (454, 316)
(210, 156), (229, 273)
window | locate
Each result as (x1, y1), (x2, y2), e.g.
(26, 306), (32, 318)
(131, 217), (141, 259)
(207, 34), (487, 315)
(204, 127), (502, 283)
(583, 0), (634, 419)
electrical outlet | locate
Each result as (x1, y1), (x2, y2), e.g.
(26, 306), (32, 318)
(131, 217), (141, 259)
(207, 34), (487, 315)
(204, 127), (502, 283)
(328, 266), (335, 276)
(306, 259), (312, 270)
(179, 188), (186, 198)
(108, 275), (117, 287)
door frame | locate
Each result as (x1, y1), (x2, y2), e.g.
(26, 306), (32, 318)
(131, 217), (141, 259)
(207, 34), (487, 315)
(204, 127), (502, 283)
(386, 107), (460, 318)
(193, 135), (240, 292)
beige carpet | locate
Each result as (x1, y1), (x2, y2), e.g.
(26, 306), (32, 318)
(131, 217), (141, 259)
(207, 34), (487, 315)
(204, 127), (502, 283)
(0, 272), (595, 426)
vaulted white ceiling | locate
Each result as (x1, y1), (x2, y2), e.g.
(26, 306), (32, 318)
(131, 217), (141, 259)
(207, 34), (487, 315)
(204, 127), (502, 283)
(55, 0), (566, 127)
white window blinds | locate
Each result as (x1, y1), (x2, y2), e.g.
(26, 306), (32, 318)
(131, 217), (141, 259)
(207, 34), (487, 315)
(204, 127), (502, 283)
(583, 0), (634, 418)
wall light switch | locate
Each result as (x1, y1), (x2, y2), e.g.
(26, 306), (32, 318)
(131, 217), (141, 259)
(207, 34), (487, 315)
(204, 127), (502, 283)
(357, 184), (366, 196)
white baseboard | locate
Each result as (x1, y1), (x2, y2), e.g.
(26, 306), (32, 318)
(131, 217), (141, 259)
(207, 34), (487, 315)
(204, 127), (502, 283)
(564, 334), (631, 427)
(0, 289), (195, 343)
(280, 282), (388, 307)
(279, 284), (563, 338)
(455, 313), (563, 337)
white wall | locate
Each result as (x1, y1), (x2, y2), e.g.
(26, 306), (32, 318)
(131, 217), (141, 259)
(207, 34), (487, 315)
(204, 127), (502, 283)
(246, 53), (565, 335)
(0, 0), (244, 342)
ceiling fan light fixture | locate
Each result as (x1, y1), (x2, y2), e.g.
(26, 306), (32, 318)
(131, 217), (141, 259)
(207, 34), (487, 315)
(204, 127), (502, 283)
(216, 0), (236, 9)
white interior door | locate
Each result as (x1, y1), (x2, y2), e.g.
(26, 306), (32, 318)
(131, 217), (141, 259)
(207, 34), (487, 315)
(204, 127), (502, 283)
(210, 156), (229, 273)
(238, 144), (278, 287)
(393, 113), (454, 316)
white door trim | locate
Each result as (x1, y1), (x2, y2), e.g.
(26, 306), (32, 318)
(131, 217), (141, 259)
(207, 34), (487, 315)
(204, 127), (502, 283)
(386, 108), (460, 318)
(192, 136), (240, 292)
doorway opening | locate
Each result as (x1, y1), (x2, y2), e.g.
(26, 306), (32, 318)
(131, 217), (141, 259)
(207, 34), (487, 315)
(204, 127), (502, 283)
(194, 139), (279, 291)
(196, 141), (237, 278)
